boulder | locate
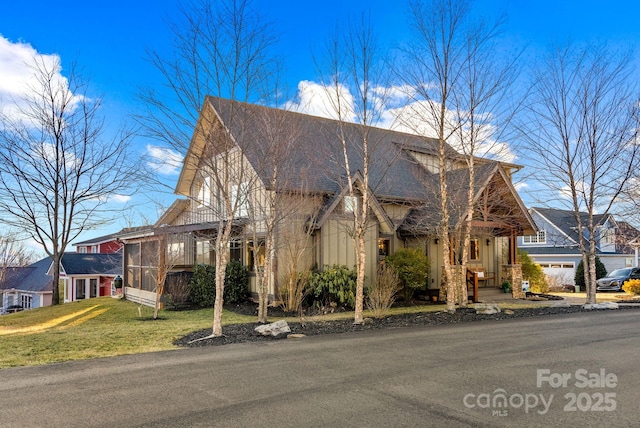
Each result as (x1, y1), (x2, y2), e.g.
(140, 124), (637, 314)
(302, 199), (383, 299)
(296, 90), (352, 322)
(474, 303), (501, 315)
(254, 320), (291, 337)
(583, 302), (619, 310)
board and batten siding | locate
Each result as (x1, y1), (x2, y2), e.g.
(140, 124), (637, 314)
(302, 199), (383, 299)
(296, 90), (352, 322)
(319, 218), (378, 284)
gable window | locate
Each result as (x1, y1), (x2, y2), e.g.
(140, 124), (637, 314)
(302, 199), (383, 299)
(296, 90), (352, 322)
(198, 177), (211, 207)
(344, 195), (358, 213)
(230, 182), (249, 217)
(523, 230), (546, 244)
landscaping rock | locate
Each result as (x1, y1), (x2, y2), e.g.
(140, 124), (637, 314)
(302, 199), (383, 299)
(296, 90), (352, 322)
(583, 302), (619, 310)
(254, 320), (291, 337)
(287, 333), (306, 339)
(474, 303), (501, 315)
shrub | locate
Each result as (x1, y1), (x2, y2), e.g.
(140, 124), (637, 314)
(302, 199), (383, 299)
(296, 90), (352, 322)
(188, 261), (249, 307)
(279, 270), (312, 314)
(574, 257), (607, 289)
(162, 272), (193, 309)
(308, 265), (357, 309)
(367, 263), (402, 318)
(224, 260), (249, 304)
(519, 250), (548, 293)
(386, 248), (429, 301)
(622, 279), (640, 295)
(189, 264), (216, 307)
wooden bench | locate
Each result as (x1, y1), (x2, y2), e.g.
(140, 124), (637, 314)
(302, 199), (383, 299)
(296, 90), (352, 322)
(468, 267), (496, 288)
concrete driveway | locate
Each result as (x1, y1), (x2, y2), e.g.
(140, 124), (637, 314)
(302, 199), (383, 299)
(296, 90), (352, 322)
(1, 309), (639, 427)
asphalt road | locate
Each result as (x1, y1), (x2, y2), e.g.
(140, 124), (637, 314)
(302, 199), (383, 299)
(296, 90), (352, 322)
(1, 310), (639, 427)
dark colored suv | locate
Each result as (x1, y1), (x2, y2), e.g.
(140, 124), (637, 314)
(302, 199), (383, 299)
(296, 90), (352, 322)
(596, 267), (640, 292)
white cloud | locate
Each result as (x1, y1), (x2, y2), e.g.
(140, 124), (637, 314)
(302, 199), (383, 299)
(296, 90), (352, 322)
(284, 80), (355, 121)
(107, 194), (131, 203)
(286, 80), (517, 162)
(0, 35), (77, 125)
(146, 145), (183, 175)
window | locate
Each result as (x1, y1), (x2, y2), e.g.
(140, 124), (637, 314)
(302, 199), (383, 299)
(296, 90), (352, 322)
(343, 195), (358, 213)
(76, 279), (86, 299)
(600, 228), (614, 245)
(230, 182), (249, 217)
(470, 239), (480, 261)
(195, 239), (213, 265)
(248, 240), (265, 271)
(20, 294), (32, 309)
(378, 238), (390, 257)
(523, 230), (546, 244)
(230, 240), (243, 262)
(79, 247), (87, 253)
(90, 279), (98, 298)
(198, 177), (211, 207)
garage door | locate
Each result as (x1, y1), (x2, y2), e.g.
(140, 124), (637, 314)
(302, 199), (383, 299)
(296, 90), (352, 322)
(538, 262), (575, 285)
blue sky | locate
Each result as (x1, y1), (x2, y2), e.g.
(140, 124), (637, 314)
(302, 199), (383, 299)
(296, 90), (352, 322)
(1, 0), (639, 253)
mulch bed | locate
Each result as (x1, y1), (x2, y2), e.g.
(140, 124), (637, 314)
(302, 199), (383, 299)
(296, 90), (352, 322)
(174, 301), (640, 348)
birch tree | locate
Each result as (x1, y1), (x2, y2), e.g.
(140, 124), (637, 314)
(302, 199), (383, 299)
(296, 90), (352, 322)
(138, 0), (279, 336)
(0, 57), (134, 305)
(519, 43), (639, 304)
(403, 0), (469, 313)
(317, 15), (393, 324)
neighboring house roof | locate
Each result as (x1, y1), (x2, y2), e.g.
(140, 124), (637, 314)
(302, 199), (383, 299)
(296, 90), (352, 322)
(616, 221), (640, 253)
(73, 232), (120, 247)
(531, 207), (612, 246)
(56, 253), (122, 276)
(0, 257), (53, 293)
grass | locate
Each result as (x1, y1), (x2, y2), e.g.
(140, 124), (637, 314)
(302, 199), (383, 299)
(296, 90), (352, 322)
(0, 297), (253, 369)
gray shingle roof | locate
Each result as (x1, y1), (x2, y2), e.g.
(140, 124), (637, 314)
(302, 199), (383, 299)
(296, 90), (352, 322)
(532, 207), (611, 244)
(0, 257), (53, 293)
(207, 96), (450, 201)
(61, 253), (122, 276)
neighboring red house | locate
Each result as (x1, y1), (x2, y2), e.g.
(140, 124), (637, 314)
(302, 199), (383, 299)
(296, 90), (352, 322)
(73, 232), (123, 254)
(58, 253), (122, 302)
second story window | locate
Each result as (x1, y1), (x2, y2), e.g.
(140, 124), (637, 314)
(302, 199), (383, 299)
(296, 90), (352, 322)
(523, 230), (546, 244)
(198, 177), (211, 207)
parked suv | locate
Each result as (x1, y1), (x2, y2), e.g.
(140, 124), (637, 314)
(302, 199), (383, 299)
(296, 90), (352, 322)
(596, 267), (640, 292)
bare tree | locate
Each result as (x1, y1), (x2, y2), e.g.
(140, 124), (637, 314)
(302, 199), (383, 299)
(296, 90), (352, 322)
(138, 0), (279, 336)
(317, 15), (393, 324)
(0, 57), (134, 305)
(0, 232), (34, 286)
(519, 43), (639, 304)
(403, 0), (470, 313)
(402, 0), (519, 311)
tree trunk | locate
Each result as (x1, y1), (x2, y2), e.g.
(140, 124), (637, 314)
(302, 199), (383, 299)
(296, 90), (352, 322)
(354, 228), (366, 324)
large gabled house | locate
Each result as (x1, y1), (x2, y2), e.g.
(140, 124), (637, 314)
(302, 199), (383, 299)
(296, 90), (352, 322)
(121, 97), (536, 307)
(519, 207), (639, 285)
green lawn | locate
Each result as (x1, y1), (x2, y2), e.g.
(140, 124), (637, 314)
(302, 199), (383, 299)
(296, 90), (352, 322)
(0, 297), (254, 368)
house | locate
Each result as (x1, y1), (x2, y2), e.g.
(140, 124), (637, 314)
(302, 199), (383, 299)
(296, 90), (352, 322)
(0, 251), (123, 312)
(59, 253), (122, 302)
(73, 232), (123, 254)
(518, 207), (639, 285)
(121, 96), (536, 307)
(0, 258), (53, 312)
